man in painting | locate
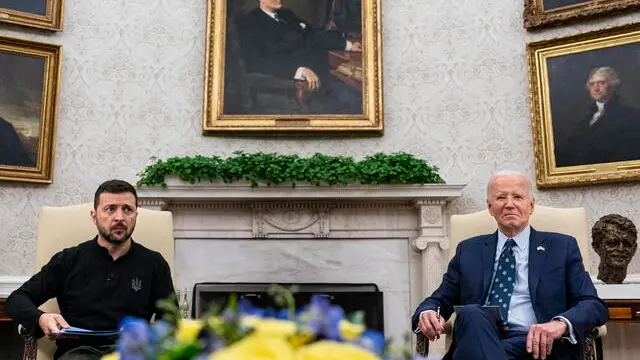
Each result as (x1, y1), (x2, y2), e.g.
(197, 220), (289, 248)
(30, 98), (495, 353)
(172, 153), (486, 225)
(555, 67), (640, 167)
(0, 116), (33, 167)
(236, 0), (363, 114)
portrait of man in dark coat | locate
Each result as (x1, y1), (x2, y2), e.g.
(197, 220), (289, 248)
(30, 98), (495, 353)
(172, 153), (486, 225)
(554, 67), (640, 167)
(225, 0), (363, 115)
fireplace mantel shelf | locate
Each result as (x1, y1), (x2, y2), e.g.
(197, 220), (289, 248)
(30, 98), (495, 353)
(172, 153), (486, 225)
(137, 179), (466, 202)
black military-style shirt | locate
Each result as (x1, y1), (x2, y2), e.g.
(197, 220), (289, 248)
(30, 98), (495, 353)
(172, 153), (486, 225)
(5, 237), (175, 358)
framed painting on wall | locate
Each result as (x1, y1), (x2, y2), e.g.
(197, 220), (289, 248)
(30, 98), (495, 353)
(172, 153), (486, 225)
(0, 0), (64, 31)
(524, 0), (640, 30)
(203, 0), (383, 134)
(528, 23), (640, 188)
(0, 35), (62, 183)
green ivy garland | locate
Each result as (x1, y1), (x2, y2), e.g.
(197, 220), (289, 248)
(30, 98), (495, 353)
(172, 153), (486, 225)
(136, 151), (445, 188)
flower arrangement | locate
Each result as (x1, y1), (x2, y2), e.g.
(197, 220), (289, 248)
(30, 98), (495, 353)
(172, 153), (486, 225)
(101, 286), (429, 360)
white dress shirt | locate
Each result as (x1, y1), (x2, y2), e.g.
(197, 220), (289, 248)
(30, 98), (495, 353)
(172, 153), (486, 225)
(490, 226), (576, 342)
(589, 101), (606, 127)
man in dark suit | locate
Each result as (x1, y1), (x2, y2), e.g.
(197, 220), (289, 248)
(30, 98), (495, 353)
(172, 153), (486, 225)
(412, 171), (607, 360)
(0, 116), (33, 167)
(237, 0), (362, 114)
(555, 67), (640, 167)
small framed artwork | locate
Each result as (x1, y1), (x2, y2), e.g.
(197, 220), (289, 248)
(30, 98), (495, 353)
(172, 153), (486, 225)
(528, 23), (640, 188)
(0, 35), (62, 183)
(524, 0), (640, 30)
(0, 0), (64, 31)
(203, 0), (383, 134)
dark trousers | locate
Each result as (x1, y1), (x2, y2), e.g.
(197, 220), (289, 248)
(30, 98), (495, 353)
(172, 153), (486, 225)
(450, 304), (558, 360)
(57, 345), (116, 360)
(311, 72), (362, 114)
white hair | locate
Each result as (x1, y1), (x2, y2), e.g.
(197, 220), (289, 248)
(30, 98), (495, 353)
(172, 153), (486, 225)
(486, 170), (534, 200)
(586, 67), (620, 89)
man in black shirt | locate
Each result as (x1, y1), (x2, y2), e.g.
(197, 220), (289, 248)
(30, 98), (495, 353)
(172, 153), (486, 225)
(5, 179), (176, 360)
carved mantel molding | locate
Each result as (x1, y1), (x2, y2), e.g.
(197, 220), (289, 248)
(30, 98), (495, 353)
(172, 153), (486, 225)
(138, 179), (466, 309)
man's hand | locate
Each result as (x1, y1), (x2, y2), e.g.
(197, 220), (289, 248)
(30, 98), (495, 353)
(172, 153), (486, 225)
(351, 42), (362, 52)
(418, 310), (445, 341)
(301, 68), (321, 91)
(526, 320), (567, 359)
(39, 313), (70, 337)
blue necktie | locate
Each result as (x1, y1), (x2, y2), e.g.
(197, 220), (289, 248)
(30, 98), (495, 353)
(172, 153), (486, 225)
(487, 239), (517, 325)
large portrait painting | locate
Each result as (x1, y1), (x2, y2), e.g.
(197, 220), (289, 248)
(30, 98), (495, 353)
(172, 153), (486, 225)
(0, 35), (61, 183)
(203, 0), (383, 133)
(0, 0), (64, 31)
(524, 0), (640, 30)
(528, 23), (640, 188)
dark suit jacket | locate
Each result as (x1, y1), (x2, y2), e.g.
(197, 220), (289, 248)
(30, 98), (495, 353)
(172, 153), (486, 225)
(412, 228), (608, 359)
(555, 96), (640, 167)
(0, 117), (33, 167)
(237, 8), (347, 80)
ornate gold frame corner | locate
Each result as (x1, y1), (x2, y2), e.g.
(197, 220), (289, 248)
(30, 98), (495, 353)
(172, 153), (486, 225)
(202, 0), (383, 134)
(524, 0), (640, 31)
(0, 35), (62, 184)
(527, 22), (640, 188)
(0, 0), (64, 31)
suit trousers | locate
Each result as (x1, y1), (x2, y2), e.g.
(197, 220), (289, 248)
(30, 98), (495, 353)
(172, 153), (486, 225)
(451, 304), (558, 360)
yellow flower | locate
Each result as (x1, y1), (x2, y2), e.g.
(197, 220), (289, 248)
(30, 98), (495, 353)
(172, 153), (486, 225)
(175, 319), (204, 343)
(239, 315), (261, 329)
(288, 331), (315, 348)
(208, 316), (224, 332)
(241, 316), (297, 338)
(296, 341), (380, 360)
(100, 353), (119, 360)
(209, 333), (294, 360)
(339, 320), (365, 341)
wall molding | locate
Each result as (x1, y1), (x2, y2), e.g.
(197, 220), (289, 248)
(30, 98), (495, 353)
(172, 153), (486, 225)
(0, 276), (30, 298)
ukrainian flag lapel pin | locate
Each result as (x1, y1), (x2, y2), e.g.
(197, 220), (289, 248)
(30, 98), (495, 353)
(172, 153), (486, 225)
(536, 245), (545, 252)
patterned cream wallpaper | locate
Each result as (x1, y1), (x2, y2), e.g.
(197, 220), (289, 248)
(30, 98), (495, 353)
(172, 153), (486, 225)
(1, 0), (639, 276)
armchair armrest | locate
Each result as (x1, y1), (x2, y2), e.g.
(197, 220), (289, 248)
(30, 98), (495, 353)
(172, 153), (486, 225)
(416, 332), (429, 356)
(415, 319), (605, 360)
(18, 325), (37, 360)
(589, 325), (607, 338)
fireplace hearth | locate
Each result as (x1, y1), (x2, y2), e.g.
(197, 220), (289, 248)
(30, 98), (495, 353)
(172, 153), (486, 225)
(193, 282), (384, 333)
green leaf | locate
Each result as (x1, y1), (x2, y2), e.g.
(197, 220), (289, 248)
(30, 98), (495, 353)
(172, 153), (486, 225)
(136, 152), (444, 187)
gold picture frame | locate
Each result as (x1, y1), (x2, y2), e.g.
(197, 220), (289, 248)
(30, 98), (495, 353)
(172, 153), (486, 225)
(0, 35), (62, 183)
(528, 23), (640, 188)
(0, 0), (64, 31)
(203, 0), (383, 134)
(524, 0), (640, 30)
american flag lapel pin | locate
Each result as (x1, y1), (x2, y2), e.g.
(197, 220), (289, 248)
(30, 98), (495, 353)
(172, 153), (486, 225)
(536, 245), (545, 252)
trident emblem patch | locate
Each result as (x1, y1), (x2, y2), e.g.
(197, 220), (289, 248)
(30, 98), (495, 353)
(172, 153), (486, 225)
(131, 277), (143, 292)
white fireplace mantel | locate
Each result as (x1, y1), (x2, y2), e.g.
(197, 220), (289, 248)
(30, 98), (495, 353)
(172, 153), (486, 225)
(137, 180), (465, 344)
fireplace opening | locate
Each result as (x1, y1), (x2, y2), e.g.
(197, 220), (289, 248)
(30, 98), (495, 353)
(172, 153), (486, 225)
(192, 282), (384, 333)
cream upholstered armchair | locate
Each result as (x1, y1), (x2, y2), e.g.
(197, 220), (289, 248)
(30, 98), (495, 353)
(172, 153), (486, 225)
(21, 203), (174, 360)
(416, 205), (606, 360)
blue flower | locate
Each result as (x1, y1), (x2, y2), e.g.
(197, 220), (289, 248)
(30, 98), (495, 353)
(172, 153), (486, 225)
(117, 317), (153, 360)
(301, 294), (345, 340)
(353, 330), (385, 355)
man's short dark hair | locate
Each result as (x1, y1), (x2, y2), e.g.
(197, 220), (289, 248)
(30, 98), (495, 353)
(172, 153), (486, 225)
(93, 179), (138, 209)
